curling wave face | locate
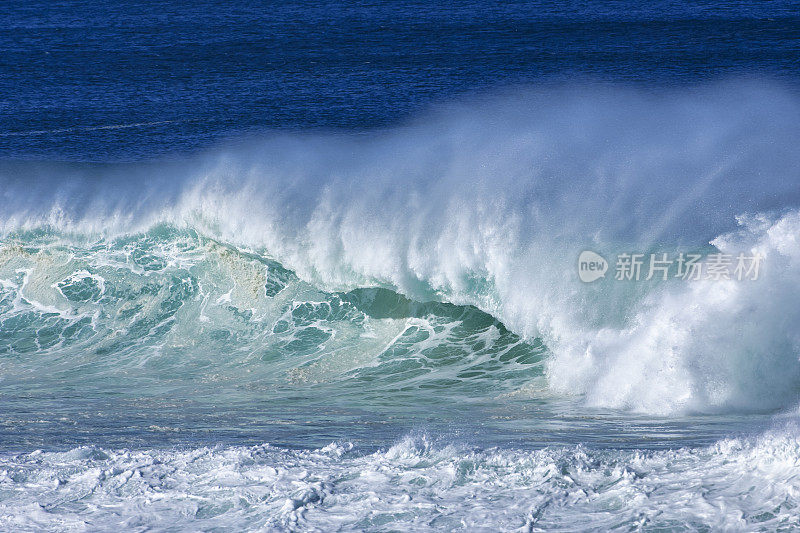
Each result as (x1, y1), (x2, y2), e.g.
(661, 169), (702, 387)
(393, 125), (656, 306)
(2, 81), (800, 416)
(0, 226), (544, 410)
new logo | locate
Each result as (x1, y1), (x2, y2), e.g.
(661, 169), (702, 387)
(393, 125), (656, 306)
(578, 250), (608, 282)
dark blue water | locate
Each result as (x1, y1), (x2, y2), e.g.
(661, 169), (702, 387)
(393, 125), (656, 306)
(2, 0), (800, 160)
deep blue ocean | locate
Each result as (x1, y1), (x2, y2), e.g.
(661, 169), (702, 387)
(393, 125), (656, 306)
(2, 1), (800, 531)
(3, 1), (800, 160)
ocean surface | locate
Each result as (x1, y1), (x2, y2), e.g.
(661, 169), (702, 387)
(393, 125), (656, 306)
(2, 1), (800, 531)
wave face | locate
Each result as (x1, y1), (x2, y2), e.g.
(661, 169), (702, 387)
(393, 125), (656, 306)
(2, 81), (800, 415)
(0, 226), (543, 413)
(3, 428), (800, 531)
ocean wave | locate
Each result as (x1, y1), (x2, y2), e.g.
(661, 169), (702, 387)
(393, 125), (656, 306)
(2, 80), (800, 415)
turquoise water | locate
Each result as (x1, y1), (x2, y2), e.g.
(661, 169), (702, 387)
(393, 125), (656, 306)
(1, 225), (763, 451)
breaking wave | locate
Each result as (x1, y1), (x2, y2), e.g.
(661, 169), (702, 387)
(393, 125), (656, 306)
(2, 80), (800, 415)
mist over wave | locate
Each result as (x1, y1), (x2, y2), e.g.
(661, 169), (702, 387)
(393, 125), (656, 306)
(3, 80), (800, 415)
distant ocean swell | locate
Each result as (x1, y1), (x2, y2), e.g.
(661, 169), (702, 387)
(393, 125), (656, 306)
(2, 81), (800, 415)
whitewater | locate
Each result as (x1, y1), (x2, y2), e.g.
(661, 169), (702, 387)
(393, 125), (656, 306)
(3, 82), (800, 530)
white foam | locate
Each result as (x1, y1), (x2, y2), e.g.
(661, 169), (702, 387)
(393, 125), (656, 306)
(2, 427), (800, 531)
